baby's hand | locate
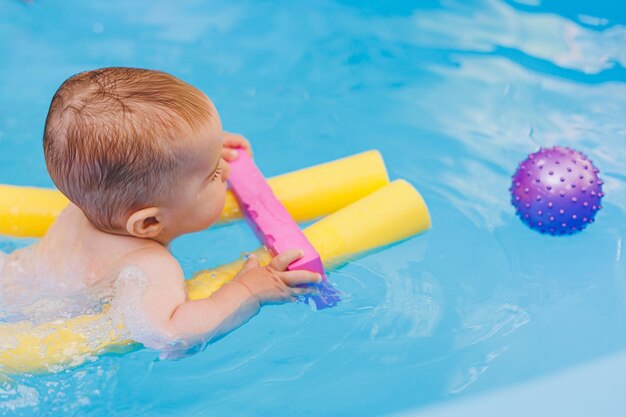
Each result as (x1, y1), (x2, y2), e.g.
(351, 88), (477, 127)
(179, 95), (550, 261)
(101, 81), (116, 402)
(234, 249), (322, 305)
(222, 132), (252, 162)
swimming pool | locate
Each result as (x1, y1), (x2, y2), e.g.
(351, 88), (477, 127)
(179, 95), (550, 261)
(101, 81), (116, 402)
(1, 0), (625, 415)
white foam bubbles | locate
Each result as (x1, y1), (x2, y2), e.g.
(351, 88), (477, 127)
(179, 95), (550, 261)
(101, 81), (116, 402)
(109, 264), (198, 356)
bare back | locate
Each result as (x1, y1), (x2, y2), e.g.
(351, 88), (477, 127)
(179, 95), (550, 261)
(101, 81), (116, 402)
(0, 203), (160, 311)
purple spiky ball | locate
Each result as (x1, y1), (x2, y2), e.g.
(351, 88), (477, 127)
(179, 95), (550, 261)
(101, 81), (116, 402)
(510, 146), (604, 235)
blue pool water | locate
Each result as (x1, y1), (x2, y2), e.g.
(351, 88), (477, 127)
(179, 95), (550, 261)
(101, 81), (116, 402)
(1, 0), (625, 415)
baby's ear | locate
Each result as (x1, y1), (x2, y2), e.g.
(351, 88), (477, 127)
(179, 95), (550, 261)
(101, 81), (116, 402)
(126, 207), (163, 239)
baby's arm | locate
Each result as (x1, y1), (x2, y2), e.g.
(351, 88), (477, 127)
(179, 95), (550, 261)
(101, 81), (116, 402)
(116, 248), (321, 349)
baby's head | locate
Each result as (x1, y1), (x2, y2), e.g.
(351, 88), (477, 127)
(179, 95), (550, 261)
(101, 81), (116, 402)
(44, 67), (229, 241)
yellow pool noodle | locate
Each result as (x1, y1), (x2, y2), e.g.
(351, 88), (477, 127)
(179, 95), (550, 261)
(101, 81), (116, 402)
(0, 180), (430, 374)
(0, 150), (388, 238)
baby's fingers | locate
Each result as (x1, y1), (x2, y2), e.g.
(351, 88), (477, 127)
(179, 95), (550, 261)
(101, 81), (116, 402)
(270, 249), (304, 271)
(222, 148), (239, 161)
(290, 286), (317, 297)
(223, 132), (252, 155)
(239, 253), (259, 274)
(280, 269), (322, 287)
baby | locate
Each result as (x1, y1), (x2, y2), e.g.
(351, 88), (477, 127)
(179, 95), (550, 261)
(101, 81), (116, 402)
(1, 67), (321, 350)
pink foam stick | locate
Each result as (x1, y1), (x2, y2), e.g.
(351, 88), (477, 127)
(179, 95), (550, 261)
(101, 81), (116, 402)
(227, 150), (339, 309)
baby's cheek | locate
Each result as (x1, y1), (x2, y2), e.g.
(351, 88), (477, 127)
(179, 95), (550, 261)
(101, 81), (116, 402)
(211, 191), (226, 218)
(199, 186), (225, 225)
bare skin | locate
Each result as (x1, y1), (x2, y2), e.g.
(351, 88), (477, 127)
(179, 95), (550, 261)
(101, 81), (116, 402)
(3, 117), (321, 349)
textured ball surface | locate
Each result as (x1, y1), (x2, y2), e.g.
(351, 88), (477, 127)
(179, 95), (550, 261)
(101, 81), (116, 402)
(510, 146), (604, 235)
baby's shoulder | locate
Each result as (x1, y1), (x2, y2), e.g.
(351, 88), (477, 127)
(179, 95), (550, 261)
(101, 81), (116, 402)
(118, 245), (184, 284)
(113, 245), (187, 311)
